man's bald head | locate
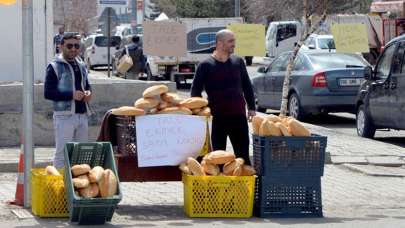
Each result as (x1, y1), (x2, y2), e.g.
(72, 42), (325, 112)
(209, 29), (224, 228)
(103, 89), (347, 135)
(215, 29), (235, 55)
(215, 29), (234, 44)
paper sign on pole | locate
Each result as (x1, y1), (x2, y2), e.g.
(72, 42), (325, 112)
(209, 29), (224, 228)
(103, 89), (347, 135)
(136, 114), (207, 167)
(331, 23), (369, 53)
(143, 21), (187, 57)
(227, 23), (265, 57)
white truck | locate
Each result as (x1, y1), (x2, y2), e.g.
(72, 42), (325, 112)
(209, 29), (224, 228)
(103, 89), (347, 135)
(147, 17), (252, 87)
(265, 14), (405, 65)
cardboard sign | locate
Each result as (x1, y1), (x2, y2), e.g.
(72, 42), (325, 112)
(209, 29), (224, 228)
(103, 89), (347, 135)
(135, 114), (207, 167)
(227, 23), (266, 57)
(143, 21), (187, 57)
(331, 23), (369, 53)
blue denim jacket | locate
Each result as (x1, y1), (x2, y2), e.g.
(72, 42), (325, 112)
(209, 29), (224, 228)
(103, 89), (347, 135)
(48, 55), (90, 116)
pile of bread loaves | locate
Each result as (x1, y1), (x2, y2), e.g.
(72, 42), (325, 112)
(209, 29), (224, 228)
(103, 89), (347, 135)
(70, 164), (118, 198)
(179, 150), (256, 176)
(111, 84), (211, 116)
(252, 114), (311, 137)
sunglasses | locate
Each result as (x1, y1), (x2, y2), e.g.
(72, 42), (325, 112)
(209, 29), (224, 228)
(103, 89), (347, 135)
(66, 43), (80, 50)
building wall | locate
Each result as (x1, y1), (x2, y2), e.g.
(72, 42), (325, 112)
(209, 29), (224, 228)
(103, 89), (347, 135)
(0, 0), (53, 82)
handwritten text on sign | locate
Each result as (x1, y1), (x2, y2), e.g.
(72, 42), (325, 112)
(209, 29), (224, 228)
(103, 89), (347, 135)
(331, 23), (369, 53)
(143, 21), (187, 57)
(135, 114), (207, 167)
(227, 23), (266, 57)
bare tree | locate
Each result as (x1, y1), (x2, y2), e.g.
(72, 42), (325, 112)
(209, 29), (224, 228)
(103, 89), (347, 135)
(279, 0), (328, 117)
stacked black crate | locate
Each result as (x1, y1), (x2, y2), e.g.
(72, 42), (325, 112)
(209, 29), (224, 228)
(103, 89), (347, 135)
(252, 135), (327, 217)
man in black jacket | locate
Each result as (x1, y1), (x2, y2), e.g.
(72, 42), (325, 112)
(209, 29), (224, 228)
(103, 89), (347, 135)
(191, 29), (256, 164)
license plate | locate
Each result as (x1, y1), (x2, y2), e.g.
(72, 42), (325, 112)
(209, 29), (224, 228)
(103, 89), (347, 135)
(339, 78), (362, 86)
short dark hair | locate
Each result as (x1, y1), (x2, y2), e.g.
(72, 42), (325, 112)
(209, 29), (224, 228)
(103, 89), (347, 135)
(61, 33), (79, 44)
(132, 35), (140, 43)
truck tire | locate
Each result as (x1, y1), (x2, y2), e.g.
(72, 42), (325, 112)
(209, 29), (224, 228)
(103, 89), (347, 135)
(245, 56), (253, 66)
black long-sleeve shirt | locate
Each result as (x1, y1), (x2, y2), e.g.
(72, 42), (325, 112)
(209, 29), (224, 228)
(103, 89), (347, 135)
(44, 60), (91, 113)
(191, 55), (255, 116)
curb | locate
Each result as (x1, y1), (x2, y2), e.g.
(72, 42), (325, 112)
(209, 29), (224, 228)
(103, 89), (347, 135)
(0, 161), (52, 173)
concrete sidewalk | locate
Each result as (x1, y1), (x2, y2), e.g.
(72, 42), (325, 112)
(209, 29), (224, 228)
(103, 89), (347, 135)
(1, 165), (405, 227)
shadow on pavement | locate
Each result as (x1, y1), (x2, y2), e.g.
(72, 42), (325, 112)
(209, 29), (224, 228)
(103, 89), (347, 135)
(374, 136), (405, 148)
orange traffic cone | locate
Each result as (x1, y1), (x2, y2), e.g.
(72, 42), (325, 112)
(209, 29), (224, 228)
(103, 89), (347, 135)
(8, 145), (24, 206)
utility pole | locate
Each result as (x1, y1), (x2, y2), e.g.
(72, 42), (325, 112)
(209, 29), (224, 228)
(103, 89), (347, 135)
(235, 0), (240, 17)
(22, 0), (34, 208)
(107, 7), (111, 77)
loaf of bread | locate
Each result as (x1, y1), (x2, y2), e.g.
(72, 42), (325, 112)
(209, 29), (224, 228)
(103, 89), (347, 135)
(266, 114), (282, 123)
(203, 150), (236, 165)
(232, 165), (243, 176)
(201, 160), (220, 176)
(161, 92), (182, 104)
(179, 97), (208, 109)
(241, 165), (256, 176)
(223, 158), (244, 175)
(179, 163), (192, 175)
(288, 118), (311, 136)
(275, 122), (291, 136)
(72, 174), (90, 188)
(157, 101), (169, 110)
(88, 166), (104, 183)
(258, 120), (273, 136)
(197, 106), (211, 116)
(98, 169), (118, 198)
(259, 120), (282, 136)
(252, 115), (265, 135)
(111, 106), (145, 116)
(158, 106), (192, 115)
(191, 108), (201, 114)
(187, 157), (205, 176)
(134, 97), (159, 109)
(71, 164), (91, 177)
(143, 85), (169, 98)
(45, 165), (61, 176)
(79, 183), (99, 198)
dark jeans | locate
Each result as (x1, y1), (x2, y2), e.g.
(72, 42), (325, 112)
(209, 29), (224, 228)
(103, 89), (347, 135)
(211, 114), (251, 165)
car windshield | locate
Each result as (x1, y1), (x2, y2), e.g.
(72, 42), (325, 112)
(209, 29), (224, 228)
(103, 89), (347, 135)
(318, 38), (335, 49)
(308, 53), (368, 70)
(94, 36), (121, 47)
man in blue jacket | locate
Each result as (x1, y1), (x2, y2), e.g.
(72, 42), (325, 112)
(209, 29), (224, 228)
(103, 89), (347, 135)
(44, 33), (92, 168)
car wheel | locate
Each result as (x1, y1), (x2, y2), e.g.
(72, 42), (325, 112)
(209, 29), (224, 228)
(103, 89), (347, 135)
(288, 93), (305, 120)
(356, 104), (376, 138)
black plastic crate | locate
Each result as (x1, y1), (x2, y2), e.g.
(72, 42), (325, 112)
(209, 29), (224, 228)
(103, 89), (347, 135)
(253, 134), (327, 177)
(64, 142), (122, 225)
(254, 176), (322, 218)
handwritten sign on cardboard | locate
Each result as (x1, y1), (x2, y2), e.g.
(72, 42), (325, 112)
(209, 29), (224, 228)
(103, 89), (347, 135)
(227, 23), (266, 57)
(135, 114), (207, 167)
(331, 23), (369, 53)
(143, 20), (187, 57)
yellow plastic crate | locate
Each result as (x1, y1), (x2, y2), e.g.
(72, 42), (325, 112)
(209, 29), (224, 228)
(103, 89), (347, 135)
(31, 168), (69, 217)
(182, 174), (256, 218)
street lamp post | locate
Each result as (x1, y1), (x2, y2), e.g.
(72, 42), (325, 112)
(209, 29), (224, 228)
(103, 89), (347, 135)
(22, 0), (34, 208)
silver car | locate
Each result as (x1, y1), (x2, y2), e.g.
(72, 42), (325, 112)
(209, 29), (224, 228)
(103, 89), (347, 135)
(252, 50), (370, 120)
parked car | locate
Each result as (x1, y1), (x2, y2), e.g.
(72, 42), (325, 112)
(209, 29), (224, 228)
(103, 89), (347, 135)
(301, 34), (335, 50)
(252, 50), (370, 120)
(83, 34), (121, 70)
(355, 34), (405, 138)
